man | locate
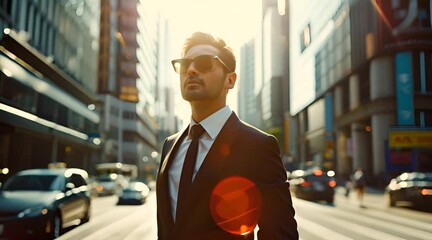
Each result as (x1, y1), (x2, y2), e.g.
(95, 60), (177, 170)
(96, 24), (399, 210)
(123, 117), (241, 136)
(156, 32), (298, 240)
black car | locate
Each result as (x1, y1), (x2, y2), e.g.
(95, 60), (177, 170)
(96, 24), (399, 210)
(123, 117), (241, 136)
(386, 172), (432, 209)
(0, 168), (92, 239)
(289, 169), (336, 204)
(117, 181), (150, 205)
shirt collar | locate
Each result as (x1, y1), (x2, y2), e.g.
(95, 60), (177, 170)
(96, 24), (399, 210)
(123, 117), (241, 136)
(189, 105), (232, 140)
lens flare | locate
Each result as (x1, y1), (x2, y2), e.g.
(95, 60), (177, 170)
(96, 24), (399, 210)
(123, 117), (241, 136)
(210, 176), (261, 236)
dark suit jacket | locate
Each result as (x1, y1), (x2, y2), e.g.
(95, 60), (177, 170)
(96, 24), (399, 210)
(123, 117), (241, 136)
(156, 112), (298, 240)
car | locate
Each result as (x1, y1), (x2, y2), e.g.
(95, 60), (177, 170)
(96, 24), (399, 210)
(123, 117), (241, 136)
(117, 181), (150, 205)
(0, 168), (92, 239)
(289, 168), (336, 204)
(95, 174), (127, 196)
(386, 172), (432, 209)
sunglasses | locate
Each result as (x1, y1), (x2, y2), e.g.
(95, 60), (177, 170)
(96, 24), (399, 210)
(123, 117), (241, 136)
(171, 55), (231, 74)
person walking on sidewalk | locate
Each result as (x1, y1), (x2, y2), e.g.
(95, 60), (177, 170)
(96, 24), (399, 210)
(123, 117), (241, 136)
(351, 167), (366, 207)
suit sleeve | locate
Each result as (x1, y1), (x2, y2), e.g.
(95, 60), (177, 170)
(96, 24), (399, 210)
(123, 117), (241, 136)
(255, 135), (299, 240)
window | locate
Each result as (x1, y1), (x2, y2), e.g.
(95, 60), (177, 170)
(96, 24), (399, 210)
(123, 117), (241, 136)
(36, 94), (57, 122)
(58, 104), (68, 126)
(300, 23), (311, 52)
(69, 111), (85, 132)
(415, 109), (432, 127)
(69, 173), (87, 188)
(413, 51), (432, 93)
(0, 75), (36, 113)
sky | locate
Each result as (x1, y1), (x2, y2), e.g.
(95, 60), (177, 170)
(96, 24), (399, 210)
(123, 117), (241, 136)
(157, 0), (262, 52)
(153, 0), (263, 124)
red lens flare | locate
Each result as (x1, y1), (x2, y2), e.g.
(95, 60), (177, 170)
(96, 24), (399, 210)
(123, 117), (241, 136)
(210, 176), (261, 236)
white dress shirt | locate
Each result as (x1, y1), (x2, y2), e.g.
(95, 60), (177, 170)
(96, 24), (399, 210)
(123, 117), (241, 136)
(168, 105), (232, 220)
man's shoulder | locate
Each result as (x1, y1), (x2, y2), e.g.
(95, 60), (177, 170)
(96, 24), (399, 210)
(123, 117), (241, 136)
(237, 119), (274, 139)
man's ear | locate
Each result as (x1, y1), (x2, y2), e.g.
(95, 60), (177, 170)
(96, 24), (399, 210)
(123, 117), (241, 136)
(226, 72), (237, 89)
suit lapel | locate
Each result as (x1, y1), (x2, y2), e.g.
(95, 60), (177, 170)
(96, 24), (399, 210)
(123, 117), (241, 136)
(160, 127), (188, 177)
(158, 127), (188, 227)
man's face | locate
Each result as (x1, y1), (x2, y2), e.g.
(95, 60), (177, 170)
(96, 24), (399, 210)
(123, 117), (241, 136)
(179, 44), (235, 104)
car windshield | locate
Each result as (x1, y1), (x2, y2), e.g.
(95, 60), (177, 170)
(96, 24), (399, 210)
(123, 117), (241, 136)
(411, 173), (432, 182)
(97, 177), (114, 182)
(401, 173), (432, 182)
(1, 175), (60, 191)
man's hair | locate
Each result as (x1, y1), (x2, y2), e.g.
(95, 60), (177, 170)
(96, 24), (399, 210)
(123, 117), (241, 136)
(182, 32), (236, 73)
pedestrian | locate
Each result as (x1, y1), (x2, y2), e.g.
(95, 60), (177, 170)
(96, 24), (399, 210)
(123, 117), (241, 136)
(343, 173), (351, 198)
(156, 32), (298, 240)
(351, 167), (366, 207)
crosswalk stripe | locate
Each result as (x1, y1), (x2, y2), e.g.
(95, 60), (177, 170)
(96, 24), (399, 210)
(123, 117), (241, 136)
(327, 208), (432, 239)
(296, 216), (354, 240)
(362, 210), (432, 231)
(294, 198), (431, 240)
(318, 212), (406, 240)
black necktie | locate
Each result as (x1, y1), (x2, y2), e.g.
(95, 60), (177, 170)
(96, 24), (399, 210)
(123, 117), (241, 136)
(176, 124), (205, 216)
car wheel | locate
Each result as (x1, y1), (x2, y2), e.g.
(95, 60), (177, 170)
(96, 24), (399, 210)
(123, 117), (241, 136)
(51, 213), (62, 238)
(81, 203), (91, 224)
(387, 193), (395, 207)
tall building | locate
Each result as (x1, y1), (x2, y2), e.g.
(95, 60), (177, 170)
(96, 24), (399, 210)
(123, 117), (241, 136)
(238, 0), (293, 168)
(290, 0), (432, 184)
(238, 39), (261, 127)
(0, 0), (101, 178)
(98, 0), (176, 181)
(262, 0), (292, 166)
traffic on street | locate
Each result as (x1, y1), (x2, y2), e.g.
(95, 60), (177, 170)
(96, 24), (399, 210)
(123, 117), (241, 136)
(53, 186), (432, 240)
(1, 0), (432, 239)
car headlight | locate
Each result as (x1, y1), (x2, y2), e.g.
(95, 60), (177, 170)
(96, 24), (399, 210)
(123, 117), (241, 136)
(17, 206), (50, 218)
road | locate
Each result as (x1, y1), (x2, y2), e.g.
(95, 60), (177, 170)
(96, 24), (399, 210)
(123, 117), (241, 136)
(295, 187), (432, 240)
(57, 192), (157, 240)
(58, 188), (432, 240)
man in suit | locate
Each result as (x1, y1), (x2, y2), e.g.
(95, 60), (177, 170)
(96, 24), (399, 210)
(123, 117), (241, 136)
(156, 32), (298, 240)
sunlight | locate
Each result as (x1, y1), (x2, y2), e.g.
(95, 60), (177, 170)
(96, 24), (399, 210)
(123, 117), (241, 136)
(152, 0), (262, 123)
(157, 0), (262, 52)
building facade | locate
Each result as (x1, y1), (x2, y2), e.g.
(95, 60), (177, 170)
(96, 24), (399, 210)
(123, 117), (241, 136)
(238, 38), (261, 127)
(0, 0), (101, 180)
(238, 0), (293, 169)
(98, 0), (170, 181)
(290, 0), (432, 185)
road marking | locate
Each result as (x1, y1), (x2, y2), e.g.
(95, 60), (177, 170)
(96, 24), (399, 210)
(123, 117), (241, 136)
(294, 198), (432, 240)
(296, 216), (354, 240)
(326, 207), (432, 239)
(320, 213), (406, 240)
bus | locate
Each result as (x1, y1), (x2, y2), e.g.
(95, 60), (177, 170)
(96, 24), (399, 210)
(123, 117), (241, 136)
(94, 163), (138, 180)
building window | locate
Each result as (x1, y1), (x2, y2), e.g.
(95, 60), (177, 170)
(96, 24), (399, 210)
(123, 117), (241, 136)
(300, 23), (311, 52)
(415, 110), (432, 127)
(69, 111), (85, 132)
(123, 131), (136, 142)
(58, 104), (69, 126)
(36, 94), (58, 122)
(413, 51), (432, 93)
(0, 75), (36, 113)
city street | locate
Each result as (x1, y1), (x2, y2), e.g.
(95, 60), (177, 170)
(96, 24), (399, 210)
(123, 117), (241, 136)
(57, 188), (432, 240)
(1, 1), (431, 240)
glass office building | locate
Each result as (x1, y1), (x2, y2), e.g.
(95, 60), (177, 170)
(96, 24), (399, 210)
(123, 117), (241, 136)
(0, 0), (101, 177)
(290, 0), (432, 185)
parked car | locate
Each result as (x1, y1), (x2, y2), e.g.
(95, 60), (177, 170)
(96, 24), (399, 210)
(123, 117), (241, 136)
(117, 181), (150, 205)
(386, 172), (432, 209)
(289, 168), (336, 204)
(0, 168), (92, 239)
